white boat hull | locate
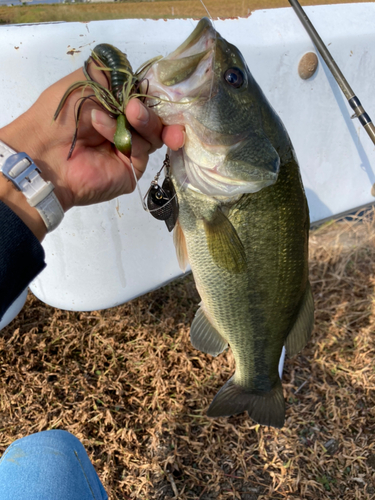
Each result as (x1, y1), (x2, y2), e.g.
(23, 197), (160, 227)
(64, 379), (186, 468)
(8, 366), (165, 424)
(0, 3), (374, 314)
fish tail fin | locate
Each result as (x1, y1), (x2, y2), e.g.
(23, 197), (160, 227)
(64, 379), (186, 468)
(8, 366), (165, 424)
(207, 376), (285, 428)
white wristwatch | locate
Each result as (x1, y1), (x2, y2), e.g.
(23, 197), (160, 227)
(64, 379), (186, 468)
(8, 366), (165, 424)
(0, 140), (64, 232)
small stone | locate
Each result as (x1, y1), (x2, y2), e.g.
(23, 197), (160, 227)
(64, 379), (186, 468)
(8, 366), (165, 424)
(298, 52), (319, 80)
(324, 438), (339, 455)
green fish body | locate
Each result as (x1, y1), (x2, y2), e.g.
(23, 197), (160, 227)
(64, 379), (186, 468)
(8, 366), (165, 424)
(145, 18), (314, 427)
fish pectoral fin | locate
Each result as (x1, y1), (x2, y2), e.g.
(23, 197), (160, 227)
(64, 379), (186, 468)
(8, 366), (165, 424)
(285, 281), (314, 357)
(190, 306), (228, 357)
(173, 219), (189, 271)
(203, 210), (247, 274)
(207, 377), (285, 428)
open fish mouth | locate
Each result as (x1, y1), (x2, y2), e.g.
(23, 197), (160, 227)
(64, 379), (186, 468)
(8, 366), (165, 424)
(145, 18), (216, 106)
(166, 17), (216, 60)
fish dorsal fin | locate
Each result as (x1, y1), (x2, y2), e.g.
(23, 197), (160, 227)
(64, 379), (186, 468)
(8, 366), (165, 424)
(190, 305), (228, 357)
(285, 281), (314, 357)
(173, 219), (189, 271)
(203, 209), (247, 274)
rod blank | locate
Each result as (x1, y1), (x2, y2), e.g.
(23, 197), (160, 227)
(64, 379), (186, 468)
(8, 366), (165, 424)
(288, 0), (375, 146)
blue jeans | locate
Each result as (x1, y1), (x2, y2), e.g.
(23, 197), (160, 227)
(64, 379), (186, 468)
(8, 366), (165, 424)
(0, 430), (108, 500)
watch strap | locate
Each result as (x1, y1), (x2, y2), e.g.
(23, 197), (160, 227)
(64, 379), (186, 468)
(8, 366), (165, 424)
(0, 141), (64, 232)
(36, 190), (64, 232)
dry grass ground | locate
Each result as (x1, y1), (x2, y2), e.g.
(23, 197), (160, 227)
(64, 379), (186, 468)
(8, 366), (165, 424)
(0, 0), (371, 25)
(1, 210), (375, 499)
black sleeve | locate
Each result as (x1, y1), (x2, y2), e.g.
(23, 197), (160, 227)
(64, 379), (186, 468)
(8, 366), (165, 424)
(0, 201), (46, 321)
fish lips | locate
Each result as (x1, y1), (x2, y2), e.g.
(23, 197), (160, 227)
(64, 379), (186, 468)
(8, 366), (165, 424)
(165, 17), (216, 62)
(144, 17), (216, 105)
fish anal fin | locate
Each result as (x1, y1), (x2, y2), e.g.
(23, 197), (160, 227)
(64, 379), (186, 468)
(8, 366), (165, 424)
(207, 377), (285, 428)
(173, 219), (189, 271)
(203, 210), (247, 274)
(190, 306), (228, 357)
(285, 281), (314, 357)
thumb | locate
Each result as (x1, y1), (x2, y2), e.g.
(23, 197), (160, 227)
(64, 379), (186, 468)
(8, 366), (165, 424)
(91, 109), (117, 142)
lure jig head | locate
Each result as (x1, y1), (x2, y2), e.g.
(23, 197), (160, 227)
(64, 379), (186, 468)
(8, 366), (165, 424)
(144, 154), (179, 232)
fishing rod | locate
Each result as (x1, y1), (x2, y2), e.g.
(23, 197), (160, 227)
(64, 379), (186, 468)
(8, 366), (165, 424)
(288, 0), (375, 146)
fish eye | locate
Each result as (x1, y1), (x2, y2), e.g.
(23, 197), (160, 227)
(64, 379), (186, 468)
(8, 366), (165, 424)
(224, 67), (244, 88)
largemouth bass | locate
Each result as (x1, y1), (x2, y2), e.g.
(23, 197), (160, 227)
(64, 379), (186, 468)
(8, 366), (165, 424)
(145, 18), (314, 428)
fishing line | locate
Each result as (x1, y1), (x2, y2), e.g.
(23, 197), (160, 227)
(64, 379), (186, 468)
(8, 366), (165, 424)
(198, 0), (217, 150)
(199, 0), (211, 19)
(129, 159), (147, 210)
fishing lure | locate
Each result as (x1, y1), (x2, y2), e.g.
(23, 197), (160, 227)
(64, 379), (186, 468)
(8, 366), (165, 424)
(92, 43), (135, 157)
(93, 43), (133, 104)
(144, 154), (179, 232)
(54, 43), (181, 227)
(54, 43), (161, 158)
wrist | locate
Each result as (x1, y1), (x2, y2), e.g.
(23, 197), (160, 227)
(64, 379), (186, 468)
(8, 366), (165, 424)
(0, 137), (65, 238)
(0, 100), (71, 212)
(0, 174), (47, 242)
(0, 105), (46, 165)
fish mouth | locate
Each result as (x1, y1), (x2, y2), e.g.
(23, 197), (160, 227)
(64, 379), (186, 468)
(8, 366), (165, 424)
(145, 18), (216, 104)
(164, 17), (216, 61)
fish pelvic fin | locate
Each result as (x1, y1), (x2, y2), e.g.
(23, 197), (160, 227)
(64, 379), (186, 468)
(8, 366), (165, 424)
(285, 281), (314, 357)
(207, 376), (285, 428)
(173, 219), (189, 272)
(203, 209), (247, 274)
(190, 305), (228, 356)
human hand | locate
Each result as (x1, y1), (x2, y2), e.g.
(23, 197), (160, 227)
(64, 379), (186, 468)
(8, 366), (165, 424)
(0, 66), (184, 240)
